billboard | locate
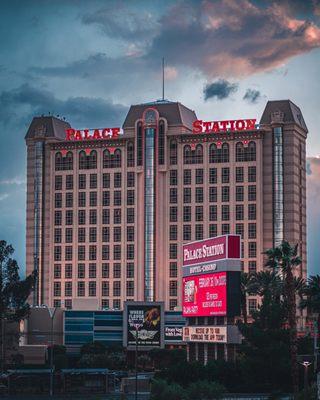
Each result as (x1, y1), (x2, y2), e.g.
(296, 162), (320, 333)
(123, 302), (164, 349)
(183, 325), (241, 344)
(165, 326), (183, 343)
(183, 235), (240, 267)
(182, 272), (227, 317)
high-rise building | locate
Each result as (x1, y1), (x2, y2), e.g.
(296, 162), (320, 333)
(25, 99), (307, 312)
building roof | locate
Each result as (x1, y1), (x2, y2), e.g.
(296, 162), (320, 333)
(260, 100), (308, 132)
(25, 116), (71, 140)
(122, 100), (197, 130)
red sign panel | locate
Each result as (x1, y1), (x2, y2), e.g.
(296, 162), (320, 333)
(65, 128), (121, 141)
(192, 119), (256, 134)
(183, 235), (240, 267)
(182, 272), (227, 317)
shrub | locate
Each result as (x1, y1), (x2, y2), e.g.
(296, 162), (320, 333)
(186, 380), (225, 400)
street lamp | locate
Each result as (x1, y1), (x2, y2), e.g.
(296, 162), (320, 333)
(37, 305), (57, 397)
(300, 361), (312, 399)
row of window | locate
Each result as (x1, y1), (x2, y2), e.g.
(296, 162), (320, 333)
(169, 204), (257, 222)
(54, 190), (135, 208)
(53, 280), (134, 297)
(55, 172), (135, 191)
(54, 262), (134, 279)
(54, 244), (134, 261)
(54, 208), (134, 225)
(54, 226), (135, 243)
(170, 166), (256, 185)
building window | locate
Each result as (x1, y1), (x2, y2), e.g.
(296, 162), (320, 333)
(170, 139), (177, 165)
(114, 172), (122, 188)
(102, 209), (110, 225)
(248, 299), (257, 314)
(54, 246), (61, 261)
(65, 246), (73, 261)
(113, 227), (121, 242)
(65, 264), (72, 279)
(248, 185), (256, 201)
(103, 149), (122, 168)
(77, 281), (85, 297)
(79, 150), (97, 169)
(209, 168), (217, 184)
(221, 167), (230, 183)
(236, 205), (244, 220)
(170, 243), (177, 259)
(126, 281), (134, 297)
(55, 152), (73, 171)
(195, 206), (203, 221)
(78, 192), (86, 207)
(54, 211), (62, 226)
(169, 281), (178, 296)
(79, 174), (86, 189)
(183, 206), (191, 222)
(209, 187), (217, 202)
(184, 169), (191, 185)
(209, 205), (217, 221)
(53, 282), (61, 297)
(170, 188), (178, 204)
(113, 299), (120, 309)
(66, 175), (73, 190)
(102, 263), (109, 278)
(127, 244), (134, 259)
(114, 245), (121, 260)
(127, 226), (134, 242)
(125, 190), (134, 206)
(169, 262), (177, 278)
(184, 144), (203, 164)
(236, 141), (256, 162)
(137, 123), (143, 166)
(248, 223), (256, 239)
(88, 281), (96, 297)
(78, 264), (85, 279)
(89, 227), (97, 243)
(248, 166), (256, 182)
(102, 191), (110, 206)
(170, 170), (178, 185)
(102, 173), (110, 188)
(78, 210), (86, 225)
(248, 261), (257, 274)
(127, 172), (135, 187)
(248, 242), (257, 258)
(236, 167), (244, 183)
(54, 264), (61, 279)
(55, 175), (62, 190)
(90, 173), (97, 189)
(65, 282), (72, 297)
(89, 192), (97, 207)
(222, 205), (229, 221)
(184, 188), (191, 203)
(209, 224), (217, 237)
(170, 206), (178, 222)
(113, 281), (121, 297)
(195, 169), (203, 184)
(170, 225), (178, 241)
(222, 224), (230, 235)
(102, 245), (110, 260)
(158, 120), (165, 165)
(248, 204), (256, 220)
(65, 210), (73, 225)
(66, 192), (73, 208)
(114, 209), (121, 224)
(183, 225), (191, 241)
(78, 227), (86, 243)
(127, 208), (134, 224)
(195, 224), (203, 240)
(102, 281), (110, 297)
(221, 186), (230, 202)
(127, 263), (134, 278)
(101, 299), (109, 309)
(55, 193), (62, 208)
(89, 209), (97, 224)
(195, 187), (203, 203)
(236, 186), (244, 202)
(114, 190), (122, 206)
(53, 299), (61, 308)
(127, 141), (135, 167)
(54, 228), (62, 244)
(209, 143), (229, 163)
(89, 263), (96, 278)
(169, 299), (178, 311)
(236, 223), (244, 239)
(78, 246), (85, 261)
(64, 300), (72, 309)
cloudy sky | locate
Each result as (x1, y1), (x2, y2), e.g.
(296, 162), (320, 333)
(0, 0), (319, 276)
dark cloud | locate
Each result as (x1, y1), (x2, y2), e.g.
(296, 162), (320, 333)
(0, 84), (127, 127)
(243, 88), (262, 103)
(306, 157), (320, 276)
(204, 79), (238, 100)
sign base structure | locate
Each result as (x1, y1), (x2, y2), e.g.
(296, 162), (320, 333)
(123, 301), (165, 350)
(183, 325), (241, 345)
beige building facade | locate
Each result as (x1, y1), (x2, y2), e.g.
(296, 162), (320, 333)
(25, 99), (308, 312)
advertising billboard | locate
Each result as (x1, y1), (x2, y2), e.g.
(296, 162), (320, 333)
(183, 234), (240, 268)
(183, 325), (241, 344)
(165, 326), (183, 343)
(123, 302), (164, 349)
(182, 272), (227, 317)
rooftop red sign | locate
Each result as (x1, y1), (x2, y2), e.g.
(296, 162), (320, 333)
(192, 119), (256, 134)
(65, 128), (121, 141)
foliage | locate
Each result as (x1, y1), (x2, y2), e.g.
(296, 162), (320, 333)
(151, 379), (185, 400)
(185, 380), (225, 399)
(149, 348), (187, 370)
(155, 361), (206, 387)
(80, 340), (107, 355)
(295, 384), (318, 400)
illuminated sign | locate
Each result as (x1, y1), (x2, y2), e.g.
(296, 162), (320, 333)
(165, 326), (183, 342)
(65, 127), (121, 141)
(183, 325), (242, 344)
(182, 259), (242, 277)
(192, 119), (256, 134)
(183, 235), (240, 267)
(182, 272), (227, 317)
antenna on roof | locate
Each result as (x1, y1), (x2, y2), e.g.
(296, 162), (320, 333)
(162, 57), (165, 101)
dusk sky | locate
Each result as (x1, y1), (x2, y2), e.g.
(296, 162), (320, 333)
(0, 0), (319, 275)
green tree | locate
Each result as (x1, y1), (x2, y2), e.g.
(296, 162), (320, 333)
(301, 275), (320, 327)
(80, 340), (107, 355)
(151, 379), (185, 400)
(0, 240), (36, 371)
(264, 241), (302, 395)
(186, 380), (225, 400)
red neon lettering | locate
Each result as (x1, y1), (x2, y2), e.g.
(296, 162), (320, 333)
(211, 122), (220, 133)
(235, 120), (245, 130)
(192, 120), (203, 134)
(203, 121), (212, 133)
(246, 119), (256, 130)
(229, 120), (236, 131)
(102, 128), (111, 138)
(111, 128), (120, 138)
(83, 129), (90, 140)
(92, 129), (101, 139)
(219, 121), (228, 132)
(65, 129), (75, 140)
(75, 130), (82, 140)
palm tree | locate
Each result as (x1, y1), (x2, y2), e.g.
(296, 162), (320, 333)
(240, 272), (254, 324)
(250, 270), (282, 300)
(264, 241), (301, 396)
(301, 275), (320, 333)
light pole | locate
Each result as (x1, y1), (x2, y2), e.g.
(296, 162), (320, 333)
(133, 323), (143, 400)
(40, 305), (57, 397)
(300, 361), (312, 400)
